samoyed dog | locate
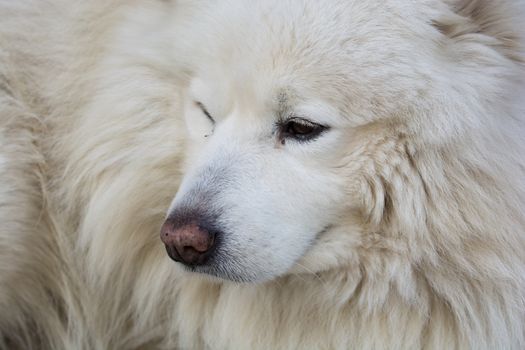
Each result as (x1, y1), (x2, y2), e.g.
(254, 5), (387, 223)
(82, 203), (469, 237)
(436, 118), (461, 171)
(0, 0), (524, 349)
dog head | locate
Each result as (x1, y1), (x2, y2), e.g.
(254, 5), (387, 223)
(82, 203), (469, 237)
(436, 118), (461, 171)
(158, 0), (524, 282)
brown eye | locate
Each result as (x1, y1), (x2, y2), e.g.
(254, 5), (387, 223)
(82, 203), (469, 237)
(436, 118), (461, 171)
(281, 118), (328, 142)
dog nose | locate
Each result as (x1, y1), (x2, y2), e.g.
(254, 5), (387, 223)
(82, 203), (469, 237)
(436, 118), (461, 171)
(160, 220), (216, 265)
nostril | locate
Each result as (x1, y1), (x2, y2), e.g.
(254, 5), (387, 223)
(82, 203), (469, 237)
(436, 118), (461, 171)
(180, 245), (203, 261)
(182, 245), (194, 252)
(183, 245), (199, 254)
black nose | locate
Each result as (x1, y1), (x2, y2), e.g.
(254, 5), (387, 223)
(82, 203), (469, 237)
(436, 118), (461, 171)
(160, 218), (217, 266)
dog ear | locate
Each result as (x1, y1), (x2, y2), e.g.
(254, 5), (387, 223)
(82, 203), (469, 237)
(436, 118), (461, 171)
(434, 0), (524, 62)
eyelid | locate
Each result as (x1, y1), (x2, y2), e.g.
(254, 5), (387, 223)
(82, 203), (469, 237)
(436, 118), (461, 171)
(282, 116), (326, 128)
(195, 101), (215, 123)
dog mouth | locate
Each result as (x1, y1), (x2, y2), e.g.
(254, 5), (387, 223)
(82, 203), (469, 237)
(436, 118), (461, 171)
(164, 223), (336, 283)
(182, 263), (258, 283)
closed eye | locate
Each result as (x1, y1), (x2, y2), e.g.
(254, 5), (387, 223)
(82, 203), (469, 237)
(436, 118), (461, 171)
(195, 101), (215, 124)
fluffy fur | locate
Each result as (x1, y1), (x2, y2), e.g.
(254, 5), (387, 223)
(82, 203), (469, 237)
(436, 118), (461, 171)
(0, 0), (524, 349)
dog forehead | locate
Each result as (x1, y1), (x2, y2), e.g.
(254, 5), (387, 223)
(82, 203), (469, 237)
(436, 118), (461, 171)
(177, 0), (447, 128)
(194, 0), (424, 60)
(187, 1), (434, 101)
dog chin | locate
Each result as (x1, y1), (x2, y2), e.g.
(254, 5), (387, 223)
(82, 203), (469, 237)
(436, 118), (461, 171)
(183, 264), (268, 284)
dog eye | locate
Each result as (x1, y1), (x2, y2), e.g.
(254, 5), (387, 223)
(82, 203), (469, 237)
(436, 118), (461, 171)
(195, 101), (215, 124)
(280, 118), (328, 142)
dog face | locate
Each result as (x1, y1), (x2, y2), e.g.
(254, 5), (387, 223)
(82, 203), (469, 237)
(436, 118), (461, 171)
(158, 0), (517, 282)
(160, 0), (428, 282)
(162, 75), (350, 282)
(159, 1), (385, 283)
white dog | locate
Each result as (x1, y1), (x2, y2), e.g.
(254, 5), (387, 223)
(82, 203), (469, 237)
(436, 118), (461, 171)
(0, 0), (524, 349)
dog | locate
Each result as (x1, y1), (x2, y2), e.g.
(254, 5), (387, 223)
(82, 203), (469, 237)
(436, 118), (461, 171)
(0, 0), (524, 348)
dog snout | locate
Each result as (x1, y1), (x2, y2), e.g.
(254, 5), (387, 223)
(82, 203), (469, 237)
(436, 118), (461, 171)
(160, 219), (216, 266)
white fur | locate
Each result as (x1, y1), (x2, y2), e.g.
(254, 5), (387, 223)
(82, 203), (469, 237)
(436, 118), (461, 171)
(0, 0), (524, 349)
